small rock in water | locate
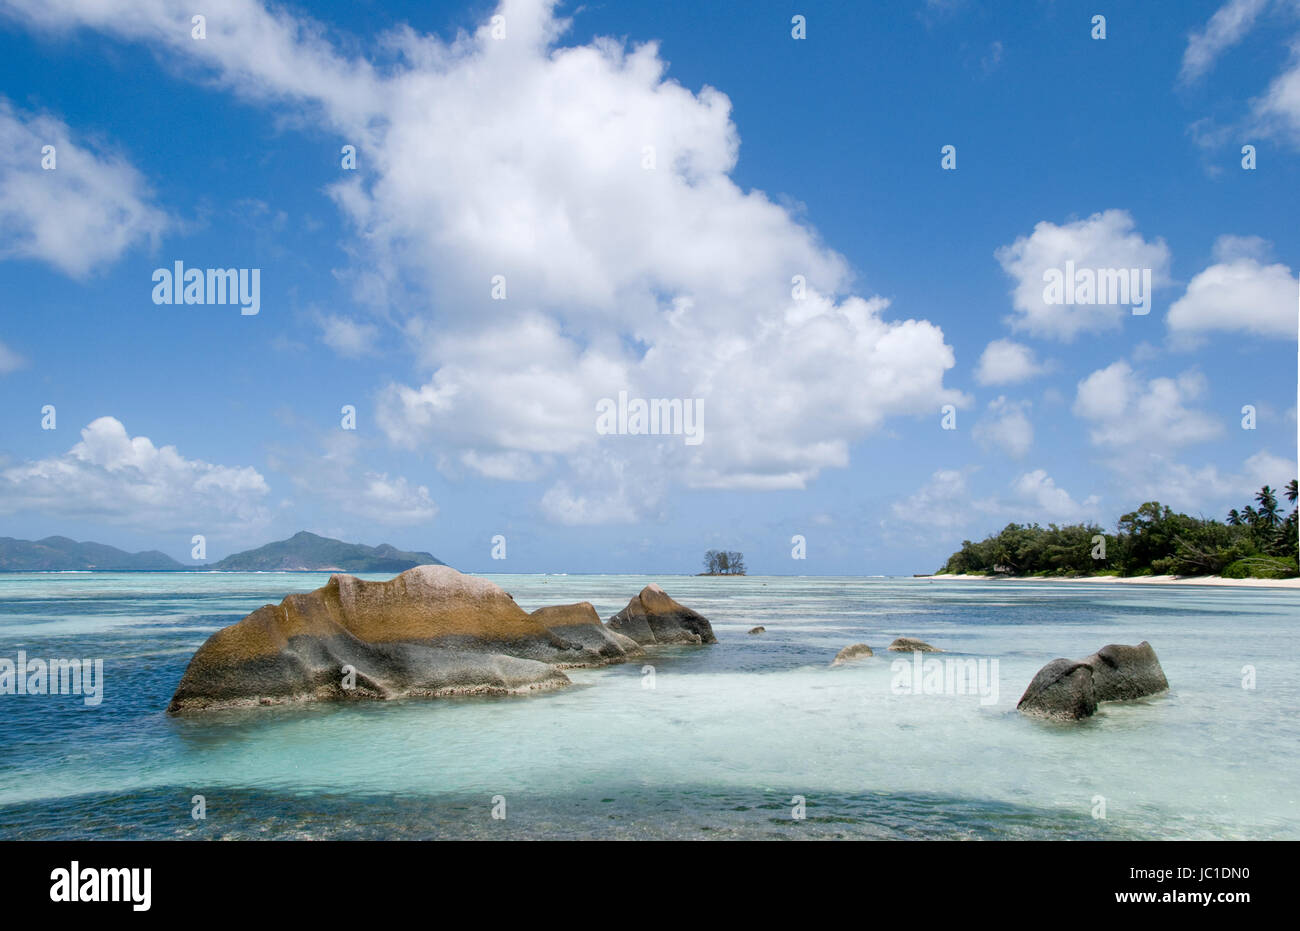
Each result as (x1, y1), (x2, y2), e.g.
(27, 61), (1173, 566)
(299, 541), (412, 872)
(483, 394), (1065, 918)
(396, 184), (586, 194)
(1016, 659), (1098, 720)
(748, 626), (766, 635)
(607, 584), (717, 645)
(831, 643), (873, 665)
(1081, 641), (1169, 702)
(888, 637), (940, 652)
(1018, 641), (1169, 721)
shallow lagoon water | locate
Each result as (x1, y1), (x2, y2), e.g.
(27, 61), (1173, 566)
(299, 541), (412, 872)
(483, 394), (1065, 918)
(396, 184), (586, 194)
(0, 573), (1296, 839)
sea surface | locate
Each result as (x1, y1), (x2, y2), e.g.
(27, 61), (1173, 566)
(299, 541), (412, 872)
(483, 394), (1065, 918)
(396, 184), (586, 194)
(0, 572), (1296, 840)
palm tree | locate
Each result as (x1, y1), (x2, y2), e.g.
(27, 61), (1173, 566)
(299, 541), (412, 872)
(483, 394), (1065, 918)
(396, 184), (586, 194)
(1255, 486), (1282, 528)
(1227, 508), (1242, 526)
(1286, 479), (1298, 505)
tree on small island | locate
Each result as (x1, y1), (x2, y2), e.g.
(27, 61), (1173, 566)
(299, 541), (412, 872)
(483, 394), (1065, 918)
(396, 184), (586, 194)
(937, 482), (1299, 579)
(701, 549), (746, 575)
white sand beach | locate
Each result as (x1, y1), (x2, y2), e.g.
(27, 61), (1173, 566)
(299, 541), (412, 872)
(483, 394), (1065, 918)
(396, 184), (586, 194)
(913, 574), (1300, 590)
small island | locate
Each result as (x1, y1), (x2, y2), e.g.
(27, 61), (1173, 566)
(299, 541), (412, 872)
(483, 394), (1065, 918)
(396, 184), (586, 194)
(935, 482), (1298, 580)
(698, 549), (746, 576)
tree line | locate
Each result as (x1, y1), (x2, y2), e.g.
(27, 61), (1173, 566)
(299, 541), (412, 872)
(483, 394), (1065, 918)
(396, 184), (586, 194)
(702, 550), (746, 575)
(938, 482), (1298, 579)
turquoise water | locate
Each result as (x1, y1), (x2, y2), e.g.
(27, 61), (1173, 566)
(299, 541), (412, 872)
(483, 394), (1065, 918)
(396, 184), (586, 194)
(0, 572), (1296, 839)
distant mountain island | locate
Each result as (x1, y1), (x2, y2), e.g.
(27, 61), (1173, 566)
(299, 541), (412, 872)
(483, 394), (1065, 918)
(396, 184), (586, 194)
(209, 531), (445, 572)
(0, 536), (185, 571)
(0, 531), (445, 572)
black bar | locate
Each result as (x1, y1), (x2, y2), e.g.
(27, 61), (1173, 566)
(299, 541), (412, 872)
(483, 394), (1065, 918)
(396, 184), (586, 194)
(2, 840), (1286, 918)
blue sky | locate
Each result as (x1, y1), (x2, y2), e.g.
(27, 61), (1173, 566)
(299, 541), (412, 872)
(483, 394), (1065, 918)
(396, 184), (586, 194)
(0, 0), (1296, 574)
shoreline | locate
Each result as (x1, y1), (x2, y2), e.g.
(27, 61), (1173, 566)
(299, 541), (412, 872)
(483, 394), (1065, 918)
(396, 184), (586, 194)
(913, 573), (1300, 590)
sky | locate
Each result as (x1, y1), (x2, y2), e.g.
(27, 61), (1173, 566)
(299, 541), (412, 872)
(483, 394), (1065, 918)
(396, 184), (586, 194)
(0, 0), (1296, 575)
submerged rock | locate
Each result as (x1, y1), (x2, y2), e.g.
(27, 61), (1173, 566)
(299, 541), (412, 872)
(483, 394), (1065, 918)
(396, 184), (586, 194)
(831, 643), (874, 665)
(607, 584), (717, 645)
(888, 637), (941, 653)
(748, 626), (766, 635)
(169, 566), (611, 713)
(1081, 641), (1169, 701)
(1018, 642), (1169, 721)
(1016, 659), (1097, 720)
(529, 602), (642, 665)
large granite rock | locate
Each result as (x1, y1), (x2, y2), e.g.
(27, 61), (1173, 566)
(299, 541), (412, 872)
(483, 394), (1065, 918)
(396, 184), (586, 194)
(1081, 641), (1169, 701)
(169, 566), (613, 713)
(1016, 659), (1097, 720)
(607, 584), (717, 645)
(1018, 642), (1169, 721)
(529, 602), (642, 665)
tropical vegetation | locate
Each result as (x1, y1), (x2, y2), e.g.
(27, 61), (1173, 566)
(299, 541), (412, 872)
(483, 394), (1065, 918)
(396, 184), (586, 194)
(937, 481), (1298, 579)
(701, 549), (746, 575)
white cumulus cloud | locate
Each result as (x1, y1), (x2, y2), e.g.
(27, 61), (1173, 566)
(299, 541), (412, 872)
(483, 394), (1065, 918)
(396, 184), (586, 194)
(1009, 469), (1101, 523)
(995, 210), (1171, 341)
(0, 417), (270, 532)
(974, 338), (1047, 386)
(2, 0), (966, 520)
(0, 98), (167, 277)
(1167, 236), (1298, 341)
(1073, 361), (1222, 449)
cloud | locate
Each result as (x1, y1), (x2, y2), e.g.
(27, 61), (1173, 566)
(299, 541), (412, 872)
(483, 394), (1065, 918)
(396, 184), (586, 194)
(974, 338), (1046, 385)
(539, 449), (666, 525)
(1009, 469), (1101, 523)
(316, 312), (380, 357)
(1253, 39), (1300, 144)
(994, 210), (1171, 341)
(1180, 0), (1271, 83)
(354, 472), (437, 523)
(1210, 234), (1273, 262)
(271, 431), (437, 526)
(0, 417), (269, 531)
(1179, 2), (1300, 149)
(0, 338), (25, 374)
(4, 0), (964, 508)
(980, 40), (1003, 75)
(1166, 237), (1297, 341)
(0, 0), (384, 127)
(0, 97), (168, 277)
(890, 468), (982, 531)
(455, 449), (549, 482)
(890, 466), (1098, 532)
(285, 1), (961, 501)
(972, 396), (1033, 459)
(1073, 361), (1222, 449)
(1115, 450), (1294, 515)
(1069, 357), (1288, 517)
(0, 0), (964, 518)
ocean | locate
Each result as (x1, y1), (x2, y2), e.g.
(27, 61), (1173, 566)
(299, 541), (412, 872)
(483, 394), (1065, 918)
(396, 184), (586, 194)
(0, 572), (1296, 839)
